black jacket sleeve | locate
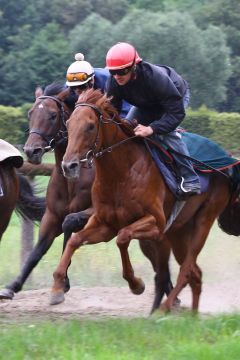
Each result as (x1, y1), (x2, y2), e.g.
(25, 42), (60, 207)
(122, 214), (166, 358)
(147, 68), (186, 134)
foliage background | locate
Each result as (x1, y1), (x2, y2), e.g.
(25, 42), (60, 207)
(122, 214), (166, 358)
(0, 0), (239, 111)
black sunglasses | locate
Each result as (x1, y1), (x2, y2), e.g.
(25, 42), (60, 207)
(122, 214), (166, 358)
(109, 66), (133, 76)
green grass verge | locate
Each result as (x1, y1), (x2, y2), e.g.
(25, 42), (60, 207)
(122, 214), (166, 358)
(1, 213), (240, 292)
(0, 314), (240, 360)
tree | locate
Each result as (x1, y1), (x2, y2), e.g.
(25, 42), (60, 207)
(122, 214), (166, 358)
(0, 105), (28, 144)
(129, 0), (165, 12)
(91, 0), (129, 23)
(193, 0), (240, 111)
(0, 23), (71, 105)
(111, 10), (231, 108)
(69, 13), (113, 67)
(0, 0), (30, 51)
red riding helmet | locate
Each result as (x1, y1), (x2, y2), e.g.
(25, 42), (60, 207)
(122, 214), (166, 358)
(106, 42), (142, 70)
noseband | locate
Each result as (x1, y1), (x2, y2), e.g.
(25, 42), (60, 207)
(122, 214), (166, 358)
(28, 95), (69, 151)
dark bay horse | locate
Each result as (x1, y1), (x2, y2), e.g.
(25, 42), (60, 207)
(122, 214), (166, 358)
(50, 88), (240, 312)
(0, 83), (95, 300)
(0, 158), (46, 243)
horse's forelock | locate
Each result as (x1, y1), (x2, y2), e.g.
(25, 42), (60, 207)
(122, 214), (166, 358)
(77, 89), (120, 122)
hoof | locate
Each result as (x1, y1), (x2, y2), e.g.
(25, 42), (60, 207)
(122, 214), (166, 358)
(172, 297), (181, 309)
(0, 288), (15, 300)
(131, 278), (145, 295)
(159, 302), (170, 313)
(49, 290), (65, 305)
(63, 279), (70, 294)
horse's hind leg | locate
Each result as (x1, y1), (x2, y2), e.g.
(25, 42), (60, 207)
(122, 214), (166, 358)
(139, 239), (173, 313)
(163, 194), (227, 312)
(189, 263), (202, 311)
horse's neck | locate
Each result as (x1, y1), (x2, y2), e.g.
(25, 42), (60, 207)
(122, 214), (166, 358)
(54, 142), (67, 168)
(96, 124), (150, 180)
(53, 105), (71, 167)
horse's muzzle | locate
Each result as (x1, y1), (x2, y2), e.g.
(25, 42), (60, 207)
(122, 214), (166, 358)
(61, 160), (80, 178)
(23, 146), (45, 164)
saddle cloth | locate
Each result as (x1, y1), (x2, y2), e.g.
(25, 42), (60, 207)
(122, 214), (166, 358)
(148, 131), (240, 198)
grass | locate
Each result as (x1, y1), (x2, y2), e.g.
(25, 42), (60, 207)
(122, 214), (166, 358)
(1, 209), (240, 292)
(0, 314), (240, 359)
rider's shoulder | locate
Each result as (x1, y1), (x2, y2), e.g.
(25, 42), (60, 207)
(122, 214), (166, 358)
(94, 68), (110, 78)
(137, 61), (167, 79)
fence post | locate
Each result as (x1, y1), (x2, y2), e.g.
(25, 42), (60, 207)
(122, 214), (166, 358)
(21, 175), (35, 284)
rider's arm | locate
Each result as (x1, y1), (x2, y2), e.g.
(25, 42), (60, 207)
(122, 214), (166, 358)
(148, 71), (186, 135)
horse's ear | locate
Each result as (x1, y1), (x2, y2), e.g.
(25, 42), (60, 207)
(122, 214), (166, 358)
(58, 87), (71, 101)
(35, 86), (43, 99)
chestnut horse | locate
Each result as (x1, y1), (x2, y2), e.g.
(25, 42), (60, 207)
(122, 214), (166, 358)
(0, 83), (94, 300)
(0, 159), (45, 243)
(0, 83), (176, 310)
(50, 88), (240, 312)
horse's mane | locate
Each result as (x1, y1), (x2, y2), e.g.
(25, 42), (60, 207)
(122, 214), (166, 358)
(77, 88), (135, 136)
(44, 81), (76, 111)
(44, 82), (66, 96)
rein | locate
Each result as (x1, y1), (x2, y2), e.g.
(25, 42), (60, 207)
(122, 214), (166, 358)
(28, 95), (69, 151)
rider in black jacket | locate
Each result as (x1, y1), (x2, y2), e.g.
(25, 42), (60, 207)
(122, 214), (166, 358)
(106, 42), (200, 198)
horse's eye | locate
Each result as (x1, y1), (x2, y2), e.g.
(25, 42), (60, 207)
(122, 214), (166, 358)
(50, 113), (57, 121)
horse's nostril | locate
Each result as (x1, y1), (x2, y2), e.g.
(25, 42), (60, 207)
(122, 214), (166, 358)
(69, 162), (78, 170)
(33, 148), (43, 155)
(24, 147), (43, 157)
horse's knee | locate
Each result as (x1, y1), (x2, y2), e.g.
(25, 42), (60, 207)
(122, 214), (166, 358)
(62, 213), (77, 233)
(67, 233), (83, 251)
(116, 228), (132, 246)
(62, 212), (89, 233)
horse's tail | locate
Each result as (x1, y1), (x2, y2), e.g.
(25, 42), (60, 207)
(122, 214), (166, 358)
(218, 191), (240, 236)
(15, 174), (46, 222)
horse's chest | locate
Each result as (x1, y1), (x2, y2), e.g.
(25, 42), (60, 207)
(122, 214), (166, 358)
(97, 199), (144, 229)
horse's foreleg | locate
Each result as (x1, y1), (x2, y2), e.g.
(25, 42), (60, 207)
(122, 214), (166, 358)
(61, 208), (93, 293)
(116, 214), (161, 296)
(0, 210), (62, 299)
(50, 217), (115, 305)
(62, 207), (94, 234)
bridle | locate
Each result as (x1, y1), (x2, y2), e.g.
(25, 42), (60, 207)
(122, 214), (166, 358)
(74, 102), (137, 167)
(28, 95), (70, 151)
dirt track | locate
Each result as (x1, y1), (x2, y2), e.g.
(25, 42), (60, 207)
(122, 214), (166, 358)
(1, 224), (240, 322)
(0, 280), (240, 322)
